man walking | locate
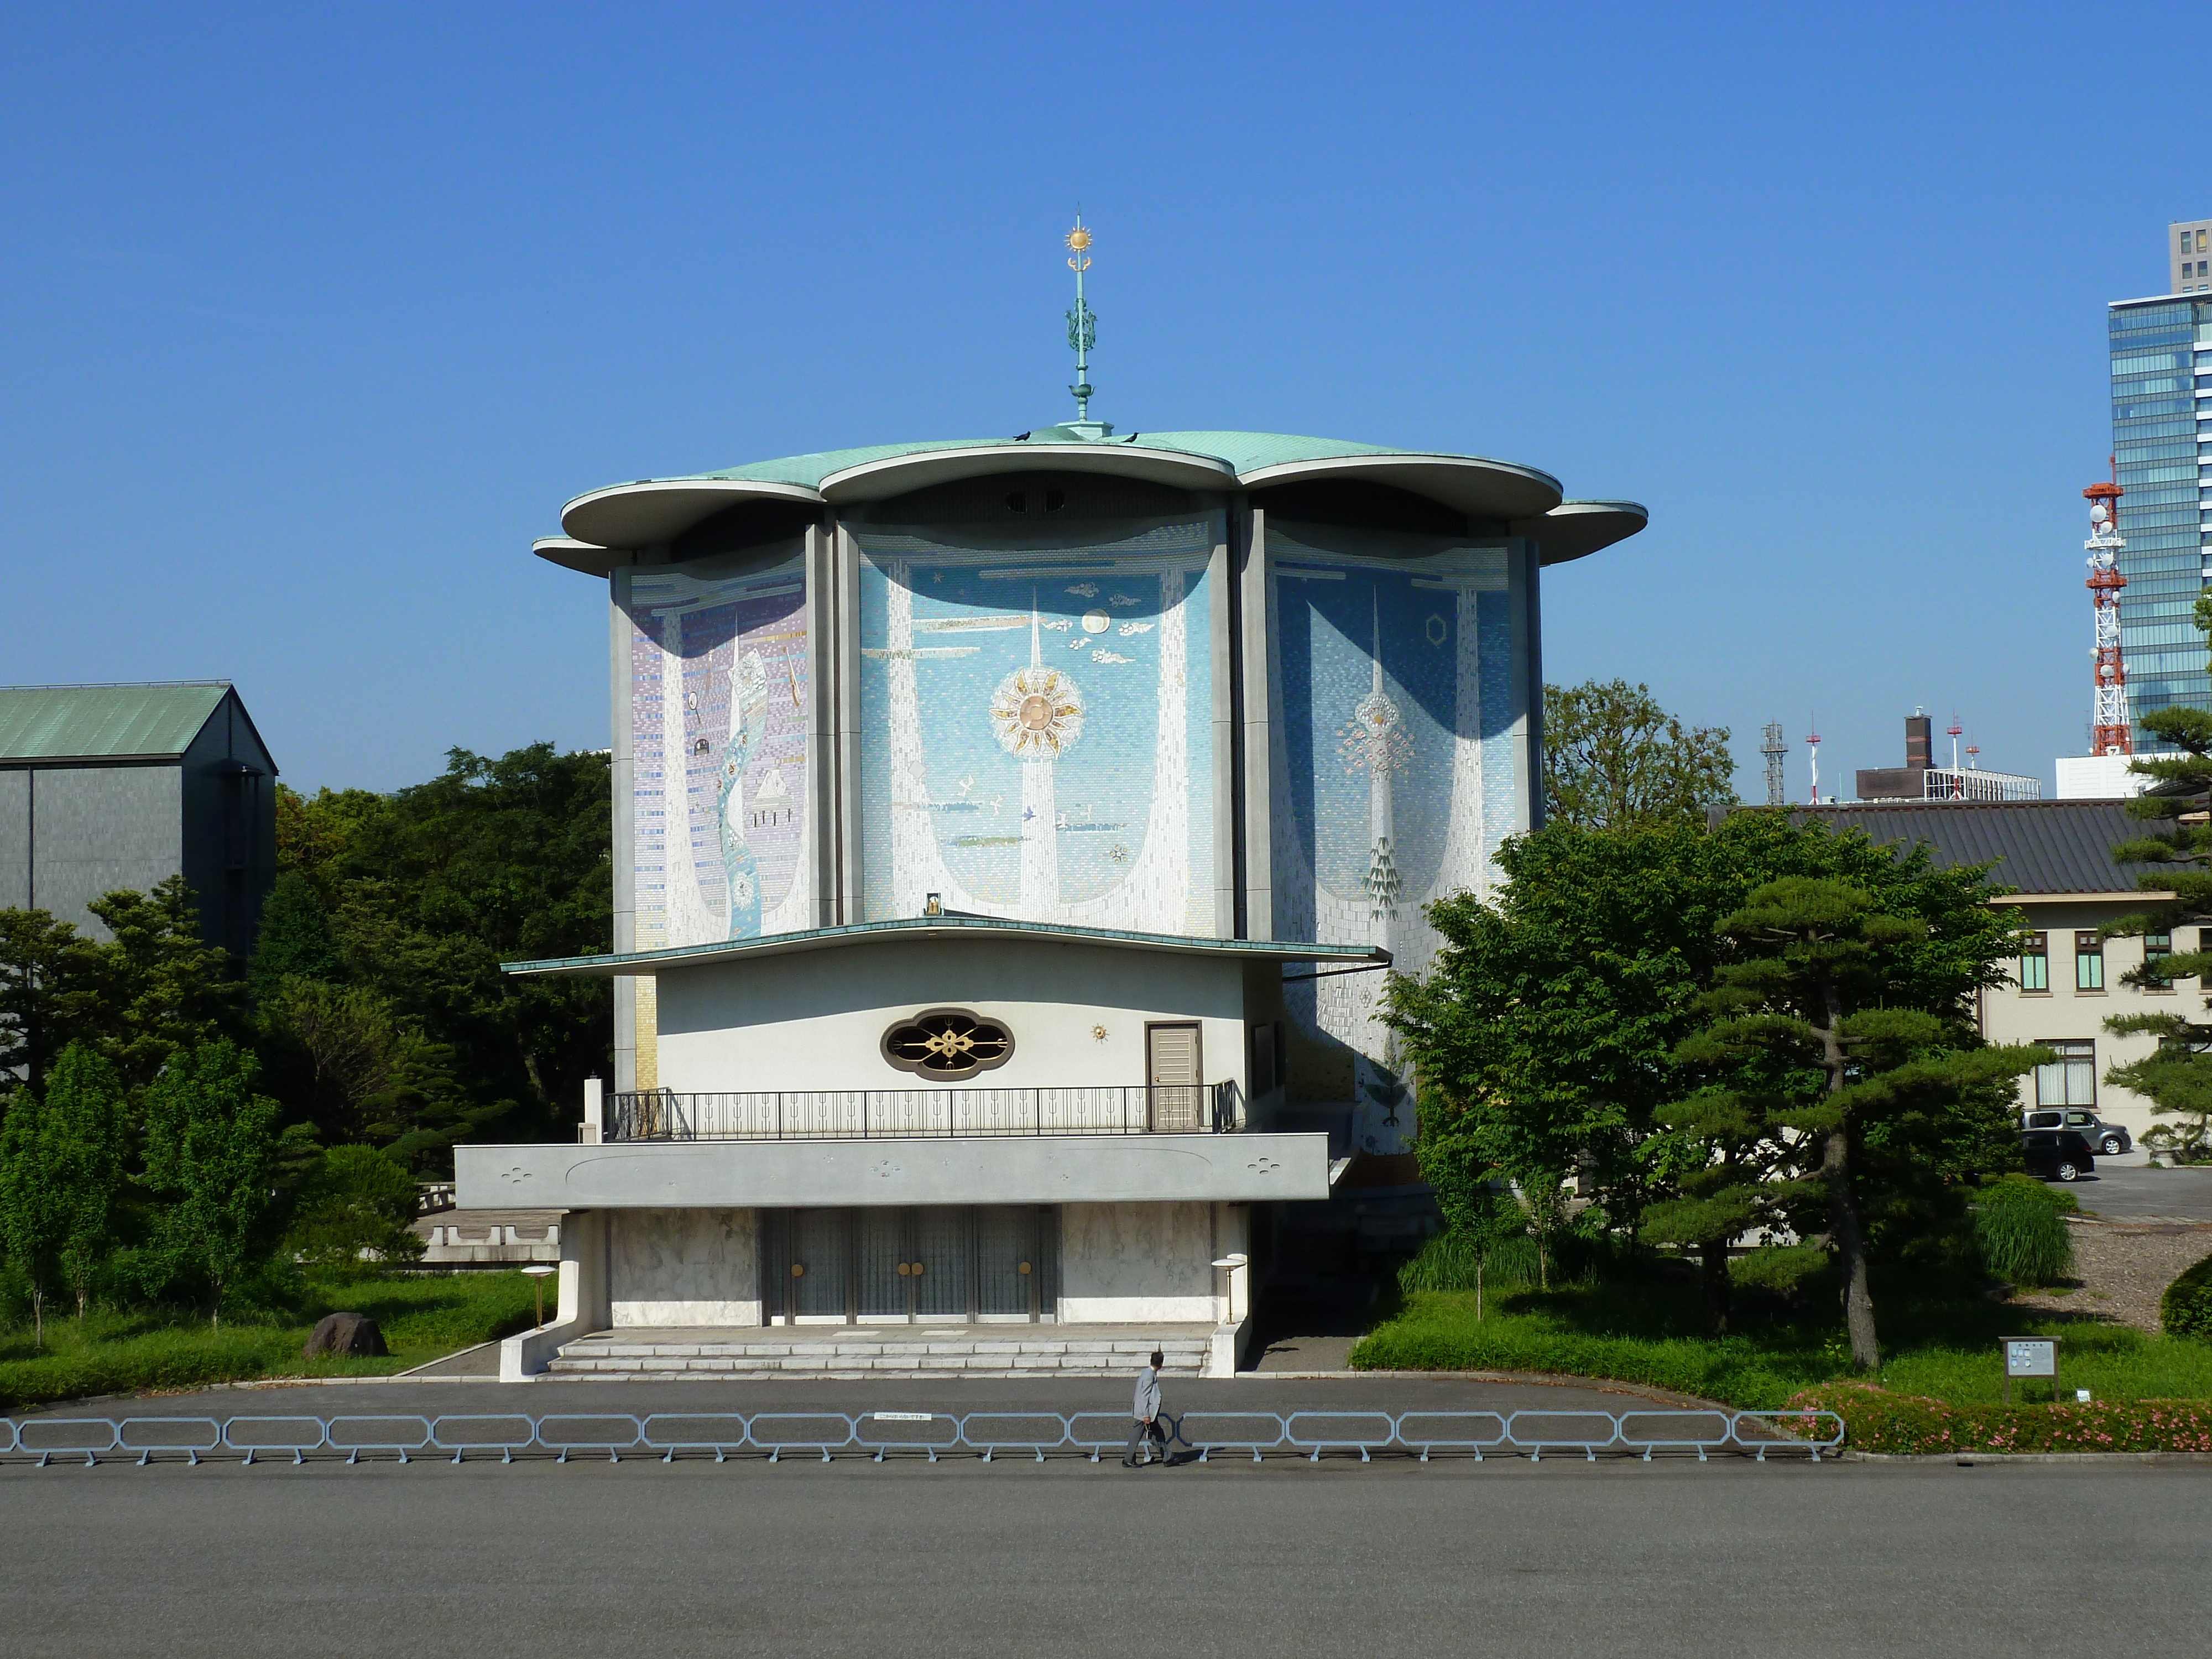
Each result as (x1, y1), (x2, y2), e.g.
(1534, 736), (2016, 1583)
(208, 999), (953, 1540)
(1123, 1348), (1168, 1468)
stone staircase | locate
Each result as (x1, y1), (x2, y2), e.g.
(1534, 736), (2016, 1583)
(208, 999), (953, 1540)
(544, 1323), (1221, 1380)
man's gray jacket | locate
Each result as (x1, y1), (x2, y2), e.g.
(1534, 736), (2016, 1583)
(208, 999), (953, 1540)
(1133, 1366), (1161, 1422)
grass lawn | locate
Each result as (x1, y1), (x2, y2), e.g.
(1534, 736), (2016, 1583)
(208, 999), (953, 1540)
(1349, 1276), (2212, 1411)
(0, 1270), (542, 1411)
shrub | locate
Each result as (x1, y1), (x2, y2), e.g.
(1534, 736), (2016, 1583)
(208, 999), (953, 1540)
(1971, 1178), (2075, 1286)
(2161, 1249), (2212, 1340)
(1397, 1230), (1541, 1295)
(1792, 1382), (2212, 1454)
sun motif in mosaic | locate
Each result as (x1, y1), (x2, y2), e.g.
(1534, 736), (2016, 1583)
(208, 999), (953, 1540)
(989, 665), (1086, 758)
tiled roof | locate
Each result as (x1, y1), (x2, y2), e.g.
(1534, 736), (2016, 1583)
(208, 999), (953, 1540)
(0, 682), (228, 763)
(1796, 801), (2160, 895)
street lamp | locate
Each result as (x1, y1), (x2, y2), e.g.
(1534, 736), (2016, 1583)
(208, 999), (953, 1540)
(522, 1265), (557, 1330)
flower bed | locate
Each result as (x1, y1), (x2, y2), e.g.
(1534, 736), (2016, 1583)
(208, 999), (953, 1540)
(1791, 1381), (2212, 1454)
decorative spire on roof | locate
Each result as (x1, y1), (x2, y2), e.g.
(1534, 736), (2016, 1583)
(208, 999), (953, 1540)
(1065, 215), (1097, 422)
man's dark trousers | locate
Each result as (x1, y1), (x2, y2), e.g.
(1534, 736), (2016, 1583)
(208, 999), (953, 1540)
(1124, 1418), (1167, 1465)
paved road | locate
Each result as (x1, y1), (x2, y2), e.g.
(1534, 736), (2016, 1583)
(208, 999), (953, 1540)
(2, 1451), (2207, 1657)
(2069, 1162), (2212, 1223)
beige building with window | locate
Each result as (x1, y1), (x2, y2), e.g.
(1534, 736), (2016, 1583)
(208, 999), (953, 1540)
(1803, 801), (2185, 1145)
(2173, 218), (2212, 294)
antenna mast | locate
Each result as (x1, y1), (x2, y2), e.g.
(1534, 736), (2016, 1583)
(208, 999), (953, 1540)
(1761, 721), (1787, 807)
(2085, 467), (2131, 755)
(1065, 217), (1097, 422)
(1806, 718), (1823, 805)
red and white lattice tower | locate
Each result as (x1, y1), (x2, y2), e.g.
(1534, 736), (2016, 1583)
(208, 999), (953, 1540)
(2084, 475), (2131, 756)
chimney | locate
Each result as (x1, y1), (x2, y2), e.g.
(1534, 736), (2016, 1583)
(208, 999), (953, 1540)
(1905, 713), (1932, 771)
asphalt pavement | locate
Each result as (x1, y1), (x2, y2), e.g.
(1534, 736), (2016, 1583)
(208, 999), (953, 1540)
(2068, 1161), (2212, 1223)
(2, 1447), (2208, 1658)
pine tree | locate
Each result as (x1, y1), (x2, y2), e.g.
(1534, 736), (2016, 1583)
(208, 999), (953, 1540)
(247, 872), (346, 1003)
(1684, 877), (2038, 1369)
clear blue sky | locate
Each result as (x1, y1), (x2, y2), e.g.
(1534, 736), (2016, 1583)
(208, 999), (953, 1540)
(2, 2), (2199, 797)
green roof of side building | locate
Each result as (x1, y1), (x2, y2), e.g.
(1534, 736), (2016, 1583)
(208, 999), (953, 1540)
(0, 682), (236, 763)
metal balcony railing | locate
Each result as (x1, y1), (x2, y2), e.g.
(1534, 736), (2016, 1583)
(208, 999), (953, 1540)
(604, 1083), (1241, 1142)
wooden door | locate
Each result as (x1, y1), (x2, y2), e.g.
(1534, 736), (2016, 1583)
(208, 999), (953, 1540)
(1145, 1022), (1203, 1131)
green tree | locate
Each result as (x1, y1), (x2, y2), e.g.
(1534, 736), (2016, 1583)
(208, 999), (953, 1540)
(0, 908), (109, 1101)
(1682, 877), (2036, 1369)
(84, 877), (246, 1090)
(1640, 1067), (1797, 1335)
(256, 977), (483, 1162)
(282, 1144), (426, 1272)
(1389, 812), (2032, 1361)
(1542, 679), (1736, 830)
(43, 1044), (127, 1320)
(2101, 1014), (2212, 1162)
(246, 872), (347, 1002)
(0, 1077), (71, 1346)
(143, 1040), (280, 1328)
(280, 745), (612, 1151)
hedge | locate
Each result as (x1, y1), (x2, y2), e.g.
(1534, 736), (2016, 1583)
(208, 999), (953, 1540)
(1791, 1381), (2212, 1454)
(2161, 1249), (2212, 1340)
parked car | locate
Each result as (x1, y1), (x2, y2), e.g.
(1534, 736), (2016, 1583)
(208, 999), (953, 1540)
(2021, 1129), (2096, 1182)
(2022, 1107), (2132, 1156)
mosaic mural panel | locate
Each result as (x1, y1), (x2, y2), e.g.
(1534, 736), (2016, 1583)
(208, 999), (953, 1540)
(853, 518), (1218, 935)
(623, 551), (811, 1082)
(1266, 524), (1517, 1154)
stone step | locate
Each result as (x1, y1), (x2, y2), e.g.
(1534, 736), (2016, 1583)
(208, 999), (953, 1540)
(545, 1326), (1217, 1380)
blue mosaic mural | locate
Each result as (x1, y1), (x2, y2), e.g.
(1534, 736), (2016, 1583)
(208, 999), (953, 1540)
(853, 518), (1218, 934)
(1266, 524), (1518, 1153)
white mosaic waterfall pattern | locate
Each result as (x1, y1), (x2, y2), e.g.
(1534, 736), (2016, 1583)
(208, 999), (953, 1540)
(856, 520), (1214, 935)
(1265, 531), (1513, 1154)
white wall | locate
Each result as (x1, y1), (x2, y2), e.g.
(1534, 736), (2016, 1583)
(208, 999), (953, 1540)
(1058, 1201), (1217, 1323)
(608, 1208), (761, 1326)
(653, 936), (1248, 1095)
(1981, 896), (2193, 1140)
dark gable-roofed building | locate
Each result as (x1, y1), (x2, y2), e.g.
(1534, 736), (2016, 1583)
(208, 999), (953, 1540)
(1798, 800), (2180, 1147)
(0, 682), (278, 959)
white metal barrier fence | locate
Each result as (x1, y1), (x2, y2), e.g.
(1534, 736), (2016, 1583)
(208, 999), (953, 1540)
(0, 1406), (1843, 1466)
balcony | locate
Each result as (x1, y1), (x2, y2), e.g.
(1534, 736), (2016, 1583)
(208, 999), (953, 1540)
(603, 1083), (1242, 1142)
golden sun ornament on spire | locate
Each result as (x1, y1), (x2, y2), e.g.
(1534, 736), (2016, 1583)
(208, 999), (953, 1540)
(1065, 222), (1093, 267)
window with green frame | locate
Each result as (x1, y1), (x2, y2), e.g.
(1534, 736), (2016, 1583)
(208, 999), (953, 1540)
(2018, 931), (2049, 992)
(2075, 931), (2105, 991)
(2145, 931), (2173, 987)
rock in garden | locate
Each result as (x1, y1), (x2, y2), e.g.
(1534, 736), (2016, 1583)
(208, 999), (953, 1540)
(303, 1312), (390, 1359)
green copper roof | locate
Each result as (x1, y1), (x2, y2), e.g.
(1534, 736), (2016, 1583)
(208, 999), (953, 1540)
(0, 682), (230, 762)
(686, 429), (1531, 492)
(502, 916), (1390, 978)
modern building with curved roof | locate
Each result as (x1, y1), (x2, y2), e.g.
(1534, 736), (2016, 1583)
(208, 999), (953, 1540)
(463, 272), (1646, 1377)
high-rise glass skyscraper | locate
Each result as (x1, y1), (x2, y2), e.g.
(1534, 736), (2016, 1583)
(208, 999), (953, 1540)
(2109, 276), (2212, 747)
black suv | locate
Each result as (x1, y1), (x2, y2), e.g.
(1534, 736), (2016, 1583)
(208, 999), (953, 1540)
(2021, 1129), (2096, 1183)
(2022, 1108), (2131, 1156)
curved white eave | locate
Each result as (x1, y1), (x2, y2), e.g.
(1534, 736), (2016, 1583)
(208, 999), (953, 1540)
(1238, 452), (1564, 521)
(560, 477), (824, 547)
(1514, 500), (1650, 566)
(817, 443), (1237, 504)
(533, 536), (623, 577)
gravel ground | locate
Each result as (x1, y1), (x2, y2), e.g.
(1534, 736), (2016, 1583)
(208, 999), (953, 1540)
(2008, 1218), (2212, 1331)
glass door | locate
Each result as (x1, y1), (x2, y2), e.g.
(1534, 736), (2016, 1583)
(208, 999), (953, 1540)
(788, 1209), (852, 1322)
(856, 1209), (908, 1322)
(910, 1207), (969, 1322)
